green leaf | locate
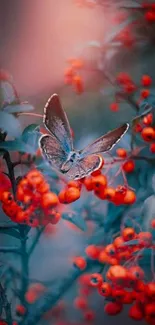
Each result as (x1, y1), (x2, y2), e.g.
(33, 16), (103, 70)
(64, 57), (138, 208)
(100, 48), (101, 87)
(0, 139), (35, 153)
(0, 111), (22, 137)
(21, 124), (41, 152)
(3, 103), (34, 113)
(62, 213), (87, 231)
(0, 227), (20, 239)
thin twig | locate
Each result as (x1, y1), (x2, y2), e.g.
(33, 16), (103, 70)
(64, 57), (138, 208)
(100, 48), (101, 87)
(28, 227), (45, 257)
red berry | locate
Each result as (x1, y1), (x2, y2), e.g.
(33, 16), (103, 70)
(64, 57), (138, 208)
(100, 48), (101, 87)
(104, 302), (123, 315)
(123, 160), (135, 173)
(141, 89), (150, 98)
(129, 303), (144, 320)
(150, 143), (155, 153)
(141, 75), (152, 87)
(110, 102), (119, 112)
(98, 282), (112, 297)
(116, 148), (127, 158)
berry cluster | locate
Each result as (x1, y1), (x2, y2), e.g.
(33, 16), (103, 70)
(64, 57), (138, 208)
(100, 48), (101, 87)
(58, 159), (136, 206)
(64, 59), (84, 94)
(110, 73), (152, 112)
(1, 170), (60, 226)
(73, 227), (155, 324)
(143, 2), (155, 23)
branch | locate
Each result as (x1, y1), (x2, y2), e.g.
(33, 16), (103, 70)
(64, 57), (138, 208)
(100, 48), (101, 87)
(2, 150), (16, 197)
(0, 283), (13, 325)
(20, 259), (100, 325)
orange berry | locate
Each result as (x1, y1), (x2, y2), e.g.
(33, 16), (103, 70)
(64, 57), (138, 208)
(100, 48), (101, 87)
(98, 250), (109, 264)
(41, 192), (59, 209)
(67, 180), (81, 189)
(72, 75), (84, 94)
(123, 189), (136, 204)
(104, 187), (116, 201)
(141, 75), (152, 87)
(123, 160), (135, 173)
(145, 282), (155, 299)
(116, 148), (127, 158)
(71, 59), (84, 69)
(48, 211), (61, 225)
(89, 273), (103, 287)
(110, 102), (119, 112)
(26, 169), (44, 186)
(113, 236), (125, 251)
(138, 231), (152, 247)
(143, 113), (153, 125)
(92, 175), (107, 191)
(37, 181), (50, 194)
(104, 302), (122, 315)
(1, 191), (13, 204)
(141, 89), (150, 98)
(105, 244), (116, 257)
(141, 127), (155, 142)
(107, 265), (128, 281)
(84, 177), (94, 191)
(150, 143), (155, 153)
(114, 185), (127, 205)
(74, 296), (88, 310)
(98, 282), (112, 297)
(64, 67), (74, 84)
(122, 227), (136, 241)
(129, 266), (144, 281)
(73, 257), (87, 270)
(85, 245), (99, 259)
(58, 189), (68, 204)
(65, 187), (80, 203)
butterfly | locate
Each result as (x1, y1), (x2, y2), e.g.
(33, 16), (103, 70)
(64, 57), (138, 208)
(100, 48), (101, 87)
(39, 94), (129, 180)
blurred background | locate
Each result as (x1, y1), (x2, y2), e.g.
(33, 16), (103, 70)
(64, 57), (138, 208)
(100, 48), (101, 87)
(0, 0), (138, 143)
(0, 1), (152, 324)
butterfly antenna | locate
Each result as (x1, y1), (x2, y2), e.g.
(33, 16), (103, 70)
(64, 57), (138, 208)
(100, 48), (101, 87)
(17, 112), (43, 118)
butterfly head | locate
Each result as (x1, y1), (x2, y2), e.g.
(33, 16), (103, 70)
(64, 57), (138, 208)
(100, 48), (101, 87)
(60, 150), (80, 173)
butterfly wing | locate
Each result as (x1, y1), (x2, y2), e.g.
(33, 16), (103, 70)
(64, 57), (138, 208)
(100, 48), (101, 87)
(43, 94), (73, 153)
(80, 123), (129, 157)
(65, 155), (102, 180)
(39, 135), (68, 170)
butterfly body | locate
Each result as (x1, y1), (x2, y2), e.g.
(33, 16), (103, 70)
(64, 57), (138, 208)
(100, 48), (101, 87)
(60, 150), (80, 173)
(39, 94), (129, 180)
